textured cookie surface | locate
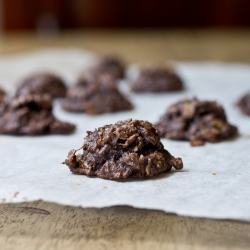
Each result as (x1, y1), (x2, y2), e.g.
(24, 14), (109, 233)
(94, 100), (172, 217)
(90, 54), (125, 79)
(0, 90), (75, 135)
(156, 98), (238, 146)
(17, 73), (67, 98)
(237, 92), (250, 116)
(130, 65), (183, 92)
(62, 75), (133, 115)
(63, 119), (183, 179)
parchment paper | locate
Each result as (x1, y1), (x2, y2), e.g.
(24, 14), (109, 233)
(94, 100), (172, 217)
(0, 49), (250, 221)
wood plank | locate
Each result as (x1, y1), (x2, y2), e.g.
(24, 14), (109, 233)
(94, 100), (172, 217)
(0, 29), (250, 63)
(0, 201), (250, 250)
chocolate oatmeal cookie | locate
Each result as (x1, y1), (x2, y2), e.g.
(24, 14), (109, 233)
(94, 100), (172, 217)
(130, 65), (183, 92)
(0, 88), (6, 105)
(62, 74), (133, 115)
(63, 119), (183, 179)
(0, 88), (6, 102)
(75, 70), (102, 87)
(156, 98), (238, 146)
(237, 92), (250, 116)
(90, 54), (125, 79)
(0, 90), (75, 135)
(16, 73), (67, 98)
(0, 88), (6, 114)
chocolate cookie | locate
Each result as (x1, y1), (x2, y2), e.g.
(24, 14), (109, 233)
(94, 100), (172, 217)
(130, 65), (183, 92)
(0, 88), (6, 103)
(90, 54), (125, 79)
(63, 119), (183, 179)
(237, 92), (250, 116)
(75, 70), (101, 87)
(62, 74), (133, 115)
(0, 90), (75, 135)
(0, 88), (5, 98)
(0, 88), (6, 116)
(156, 98), (238, 146)
(16, 73), (67, 98)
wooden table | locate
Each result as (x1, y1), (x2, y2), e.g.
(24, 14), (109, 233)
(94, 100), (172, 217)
(1, 28), (250, 63)
(0, 29), (250, 250)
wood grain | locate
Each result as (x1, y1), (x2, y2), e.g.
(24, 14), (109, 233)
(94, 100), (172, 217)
(0, 29), (250, 249)
(1, 29), (250, 63)
(0, 201), (250, 250)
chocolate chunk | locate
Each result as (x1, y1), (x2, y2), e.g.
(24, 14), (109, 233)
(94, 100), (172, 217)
(63, 119), (183, 180)
(156, 98), (238, 146)
(130, 65), (183, 92)
(237, 92), (250, 116)
(0, 90), (75, 135)
(90, 54), (125, 79)
(62, 74), (133, 115)
(16, 73), (67, 98)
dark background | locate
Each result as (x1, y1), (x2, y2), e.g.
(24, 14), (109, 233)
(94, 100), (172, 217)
(3, 0), (250, 30)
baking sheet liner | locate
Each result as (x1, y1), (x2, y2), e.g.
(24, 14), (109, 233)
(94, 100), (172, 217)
(0, 49), (249, 221)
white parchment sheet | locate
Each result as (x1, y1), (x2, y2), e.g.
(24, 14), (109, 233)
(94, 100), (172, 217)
(0, 49), (250, 221)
